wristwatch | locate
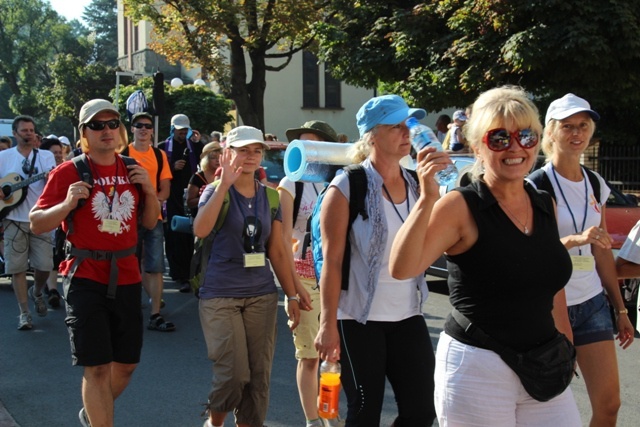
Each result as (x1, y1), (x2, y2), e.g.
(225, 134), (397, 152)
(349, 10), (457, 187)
(616, 308), (629, 315)
(287, 296), (300, 303)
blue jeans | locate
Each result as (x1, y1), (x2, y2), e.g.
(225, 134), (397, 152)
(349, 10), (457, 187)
(568, 292), (614, 346)
(137, 220), (165, 273)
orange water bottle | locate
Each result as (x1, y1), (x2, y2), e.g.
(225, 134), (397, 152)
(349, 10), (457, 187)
(318, 360), (341, 419)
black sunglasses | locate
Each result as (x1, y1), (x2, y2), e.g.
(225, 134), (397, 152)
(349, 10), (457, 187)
(132, 123), (153, 130)
(85, 120), (121, 131)
(482, 128), (538, 152)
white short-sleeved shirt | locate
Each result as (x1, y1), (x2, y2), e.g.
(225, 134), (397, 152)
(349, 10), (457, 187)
(540, 163), (610, 306)
(0, 147), (56, 221)
(277, 177), (324, 259)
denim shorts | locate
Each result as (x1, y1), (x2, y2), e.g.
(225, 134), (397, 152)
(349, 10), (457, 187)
(568, 292), (613, 346)
(137, 220), (165, 273)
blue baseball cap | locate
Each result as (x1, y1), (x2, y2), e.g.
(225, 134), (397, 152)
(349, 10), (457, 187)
(356, 95), (426, 137)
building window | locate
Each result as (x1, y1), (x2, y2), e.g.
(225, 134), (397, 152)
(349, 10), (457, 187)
(124, 17), (129, 55)
(134, 23), (139, 52)
(303, 51), (319, 108)
(324, 67), (341, 109)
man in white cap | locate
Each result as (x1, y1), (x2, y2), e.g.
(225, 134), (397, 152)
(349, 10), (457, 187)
(30, 99), (159, 427)
(158, 113), (203, 292)
(0, 115), (56, 330)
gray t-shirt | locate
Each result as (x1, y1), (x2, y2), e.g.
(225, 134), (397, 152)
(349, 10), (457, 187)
(198, 183), (282, 299)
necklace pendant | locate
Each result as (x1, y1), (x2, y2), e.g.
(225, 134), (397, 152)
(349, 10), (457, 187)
(524, 226), (529, 235)
(248, 202), (252, 208)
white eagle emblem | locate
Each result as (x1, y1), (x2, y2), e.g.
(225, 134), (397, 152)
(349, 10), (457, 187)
(92, 189), (136, 234)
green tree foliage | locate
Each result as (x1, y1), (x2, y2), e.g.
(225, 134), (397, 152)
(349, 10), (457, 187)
(41, 54), (118, 127)
(0, 0), (97, 120)
(122, 0), (329, 131)
(0, 0), (65, 115)
(112, 77), (233, 141)
(316, 0), (640, 144)
(83, 0), (118, 65)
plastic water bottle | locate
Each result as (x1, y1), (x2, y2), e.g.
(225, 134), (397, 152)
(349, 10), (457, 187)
(406, 117), (458, 186)
(318, 360), (341, 419)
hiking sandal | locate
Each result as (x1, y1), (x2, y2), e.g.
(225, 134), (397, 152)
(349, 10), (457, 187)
(147, 315), (176, 332)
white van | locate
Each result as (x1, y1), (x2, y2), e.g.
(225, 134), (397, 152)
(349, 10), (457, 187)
(0, 118), (16, 145)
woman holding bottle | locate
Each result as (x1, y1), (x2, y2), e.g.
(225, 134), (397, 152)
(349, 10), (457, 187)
(391, 86), (581, 426)
(314, 95), (436, 426)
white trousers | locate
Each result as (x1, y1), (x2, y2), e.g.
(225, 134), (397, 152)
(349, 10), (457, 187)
(434, 332), (582, 427)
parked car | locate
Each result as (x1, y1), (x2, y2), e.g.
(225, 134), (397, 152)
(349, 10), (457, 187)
(262, 141), (288, 188)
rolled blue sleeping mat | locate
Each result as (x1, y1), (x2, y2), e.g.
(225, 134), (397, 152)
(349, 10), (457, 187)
(284, 140), (354, 182)
(171, 215), (193, 234)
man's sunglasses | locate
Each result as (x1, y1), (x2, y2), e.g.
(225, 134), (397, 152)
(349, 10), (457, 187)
(85, 120), (121, 131)
(482, 128), (538, 152)
(132, 123), (153, 130)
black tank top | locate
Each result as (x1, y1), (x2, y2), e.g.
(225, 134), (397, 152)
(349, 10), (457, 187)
(444, 180), (572, 352)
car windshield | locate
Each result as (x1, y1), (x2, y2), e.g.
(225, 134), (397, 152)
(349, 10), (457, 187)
(262, 148), (286, 183)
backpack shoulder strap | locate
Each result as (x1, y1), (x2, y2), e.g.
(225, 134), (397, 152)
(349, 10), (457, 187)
(151, 146), (163, 189)
(527, 168), (556, 201)
(344, 164), (368, 222)
(582, 166), (601, 204)
(340, 164), (368, 291)
(211, 180), (230, 233)
(265, 185), (280, 221)
(293, 181), (304, 222)
(71, 153), (93, 187)
(68, 154), (94, 235)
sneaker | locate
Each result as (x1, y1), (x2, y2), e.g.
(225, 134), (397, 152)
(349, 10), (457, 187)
(78, 407), (91, 427)
(48, 289), (61, 308)
(18, 312), (32, 330)
(28, 286), (48, 317)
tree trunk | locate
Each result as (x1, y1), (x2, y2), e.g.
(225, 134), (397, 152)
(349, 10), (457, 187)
(228, 38), (266, 132)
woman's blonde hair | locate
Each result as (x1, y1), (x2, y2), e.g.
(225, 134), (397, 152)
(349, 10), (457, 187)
(466, 86), (543, 180)
(541, 116), (595, 161)
(349, 128), (377, 163)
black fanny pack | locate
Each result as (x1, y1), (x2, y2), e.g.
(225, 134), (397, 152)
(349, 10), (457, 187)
(452, 308), (576, 402)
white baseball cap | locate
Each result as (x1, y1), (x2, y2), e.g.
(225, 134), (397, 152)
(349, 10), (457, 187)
(171, 114), (190, 129)
(59, 136), (71, 146)
(545, 93), (600, 125)
(226, 126), (270, 150)
(79, 99), (120, 127)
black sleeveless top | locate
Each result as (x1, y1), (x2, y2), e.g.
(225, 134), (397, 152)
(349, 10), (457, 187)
(444, 180), (572, 352)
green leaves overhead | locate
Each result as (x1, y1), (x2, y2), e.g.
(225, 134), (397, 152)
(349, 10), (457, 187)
(123, 0), (330, 130)
(316, 0), (640, 143)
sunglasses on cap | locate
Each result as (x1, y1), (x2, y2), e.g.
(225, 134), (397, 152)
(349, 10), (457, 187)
(132, 123), (153, 130)
(482, 128), (538, 152)
(85, 120), (121, 131)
